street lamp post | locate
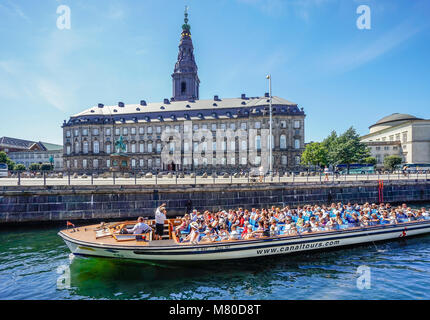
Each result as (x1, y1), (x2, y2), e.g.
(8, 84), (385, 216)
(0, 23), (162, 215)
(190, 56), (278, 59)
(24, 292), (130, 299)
(266, 74), (273, 178)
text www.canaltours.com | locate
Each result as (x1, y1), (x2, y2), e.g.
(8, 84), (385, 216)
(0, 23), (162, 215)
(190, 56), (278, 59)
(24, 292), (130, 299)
(256, 240), (340, 255)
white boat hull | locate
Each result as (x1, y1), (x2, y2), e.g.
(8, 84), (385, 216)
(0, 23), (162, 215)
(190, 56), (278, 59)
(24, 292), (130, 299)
(59, 220), (430, 261)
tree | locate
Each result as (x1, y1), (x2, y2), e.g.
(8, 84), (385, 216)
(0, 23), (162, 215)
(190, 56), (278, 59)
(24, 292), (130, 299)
(40, 163), (53, 171)
(328, 127), (370, 174)
(384, 155), (402, 172)
(14, 164), (26, 171)
(321, 130), (338, 166)
(363, 156), (377, 166)
(29, 163), (41, 171)
(0, 151), (15, 170)
(301, 142), (328, 170)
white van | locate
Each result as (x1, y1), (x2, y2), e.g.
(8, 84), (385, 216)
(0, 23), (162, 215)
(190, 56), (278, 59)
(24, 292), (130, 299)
(0, 163), (8, 177)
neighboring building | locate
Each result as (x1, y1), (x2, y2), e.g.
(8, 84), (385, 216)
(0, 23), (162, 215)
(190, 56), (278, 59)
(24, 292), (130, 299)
(8, 142), (63, 170)
(0, 137), (46, 153)
(361, 113), (430, 166)
(62, 11), (306, 173)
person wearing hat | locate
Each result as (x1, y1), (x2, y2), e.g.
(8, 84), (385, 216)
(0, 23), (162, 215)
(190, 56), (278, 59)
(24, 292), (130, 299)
(184, 221), (200, 244)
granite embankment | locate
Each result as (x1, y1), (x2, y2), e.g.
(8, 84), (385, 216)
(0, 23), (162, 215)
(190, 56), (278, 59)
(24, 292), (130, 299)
(0, 179), (429, 225)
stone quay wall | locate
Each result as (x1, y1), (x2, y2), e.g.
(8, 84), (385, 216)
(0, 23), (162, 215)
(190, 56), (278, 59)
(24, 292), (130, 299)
(0, 179), (429, 225)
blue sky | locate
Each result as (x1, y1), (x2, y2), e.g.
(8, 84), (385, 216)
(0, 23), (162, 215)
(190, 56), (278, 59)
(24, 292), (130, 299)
(0, 0), (429, 145)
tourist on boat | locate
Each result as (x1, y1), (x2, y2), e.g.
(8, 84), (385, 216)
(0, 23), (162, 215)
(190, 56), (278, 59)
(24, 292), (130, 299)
(243, 225), (255, 240)
(154, 203), (167, 240)
(218, 225), (230, 241)
(229, 225), (241, 240)
(175, 217), (188, 236)
(122, 217), (152, 235)
(184, 222), (200, 244)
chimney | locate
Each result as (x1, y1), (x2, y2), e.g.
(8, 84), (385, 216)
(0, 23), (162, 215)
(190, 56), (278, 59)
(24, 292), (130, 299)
(164, 98), (170, 104)
(241, 93), (246, 99)
(98, 103), (104, 108)
(118, 102), (125, 108)
(214, 95), (219, 101)
(140, 100), (147, 106)
(264, 92), (269, 98)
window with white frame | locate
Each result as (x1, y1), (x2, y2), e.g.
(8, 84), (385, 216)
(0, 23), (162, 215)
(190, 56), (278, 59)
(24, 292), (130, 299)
(93, 141), (100, 154)
(280, 135), (287, 150)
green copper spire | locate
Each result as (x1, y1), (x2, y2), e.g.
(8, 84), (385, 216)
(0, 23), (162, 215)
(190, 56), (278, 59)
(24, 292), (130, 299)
(182, 5), (191, 33)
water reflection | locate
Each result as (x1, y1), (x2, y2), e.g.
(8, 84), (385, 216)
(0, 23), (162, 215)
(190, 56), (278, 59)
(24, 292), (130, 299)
(63, 234), (430, 300)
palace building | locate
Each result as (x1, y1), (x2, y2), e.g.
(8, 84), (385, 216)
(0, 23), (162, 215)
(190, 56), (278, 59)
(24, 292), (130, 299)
(361, 113), (430, 166)
(62, 11), (306, 172)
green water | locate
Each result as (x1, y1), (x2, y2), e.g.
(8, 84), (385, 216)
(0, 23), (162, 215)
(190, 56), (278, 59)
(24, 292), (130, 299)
(2, 204), (430, 299)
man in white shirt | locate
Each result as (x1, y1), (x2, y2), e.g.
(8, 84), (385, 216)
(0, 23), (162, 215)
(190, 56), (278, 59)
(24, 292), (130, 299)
(123, 217), (152, 235)
(154, 203), (167, 240)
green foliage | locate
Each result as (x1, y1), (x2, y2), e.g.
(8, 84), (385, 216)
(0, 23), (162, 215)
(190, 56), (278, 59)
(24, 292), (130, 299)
(40, 163), (53, 171)
(29, 163), (41, 171)
(0, 151), (15, 170)
(301, 142), (328, 169)
(363, 156), (377, 166)
(384, 155), (402, 171)
(321, 131), (338, 165)
(14, 164), (26, 171)
(328, 127), (370, 172)
(315, 127), (370, 173)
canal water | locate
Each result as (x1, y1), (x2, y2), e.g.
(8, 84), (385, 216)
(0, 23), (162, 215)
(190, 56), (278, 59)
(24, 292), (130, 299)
(1, 205), (430, 300)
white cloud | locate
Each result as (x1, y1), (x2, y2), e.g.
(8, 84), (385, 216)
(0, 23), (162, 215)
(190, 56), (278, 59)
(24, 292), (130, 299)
(319, 19), (428, 74)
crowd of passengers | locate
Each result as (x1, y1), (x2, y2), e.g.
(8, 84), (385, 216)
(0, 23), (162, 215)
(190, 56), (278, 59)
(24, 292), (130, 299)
(174, 203), (430, 244)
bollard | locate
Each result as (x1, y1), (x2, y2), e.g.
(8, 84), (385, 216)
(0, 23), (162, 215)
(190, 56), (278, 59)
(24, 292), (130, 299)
(43, 171), (46, 186)
(68, 172), (71, 186)
(135, 172), (137, 185)
(91, 173), (94, 185)
(113, 171), (116, 185)
(18, 171), (21, 186)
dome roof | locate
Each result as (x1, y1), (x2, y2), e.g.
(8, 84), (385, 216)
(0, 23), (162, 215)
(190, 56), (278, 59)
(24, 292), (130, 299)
(370, 113), (422, 129)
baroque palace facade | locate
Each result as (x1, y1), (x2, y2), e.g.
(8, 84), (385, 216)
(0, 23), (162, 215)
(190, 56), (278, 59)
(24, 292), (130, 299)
(62, 11), (306, 172)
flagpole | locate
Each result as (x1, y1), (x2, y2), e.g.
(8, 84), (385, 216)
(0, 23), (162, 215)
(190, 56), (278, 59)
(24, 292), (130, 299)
(267, 75), (273, 179)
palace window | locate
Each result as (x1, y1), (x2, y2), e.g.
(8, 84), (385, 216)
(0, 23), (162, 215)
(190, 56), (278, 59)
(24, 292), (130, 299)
(66, 130), (71, 138)
(282, 155), (288, 165)
(106, 159), (110, 168)
(123, 128), (128, 135)
(131, 127), (136, 135)
(280, 135), (287, 150)
(294, 139), (300, 149)
(139, 127), (144, 135)
(93, 129), (99, 135)
(93, 141), (100, 154)
(93, 159), (99, 168)
(148, 143), (153, 153)
(294, 121), (300, 129)
(106, 144), (111, 154)
(106, 128), (111, 136)
(131, 143), (136, 153)
(148, 126), (153, 134)
(139, 143), (144, 153)
(83, 141), (89, 154)
(82, 129), (88, 136)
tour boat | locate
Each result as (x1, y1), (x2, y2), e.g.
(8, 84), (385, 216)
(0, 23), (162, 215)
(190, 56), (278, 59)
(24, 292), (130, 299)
(58, 218), (430, 261)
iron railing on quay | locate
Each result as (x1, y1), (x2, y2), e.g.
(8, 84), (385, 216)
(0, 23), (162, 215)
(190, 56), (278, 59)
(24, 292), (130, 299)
(1, 169), (429, 187)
